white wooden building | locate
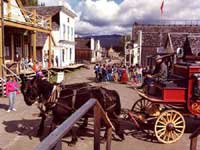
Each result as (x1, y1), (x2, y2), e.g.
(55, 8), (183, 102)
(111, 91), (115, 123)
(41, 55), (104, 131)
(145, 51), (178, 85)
(28, 0), (76, 67)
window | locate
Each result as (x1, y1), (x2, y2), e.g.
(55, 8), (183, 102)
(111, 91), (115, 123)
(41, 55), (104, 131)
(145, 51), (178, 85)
(5, 34), (11, 59)
(67, 26), (70, 40)
(70, 48), (72, 60)
(67, 17), (70, 23)
(62, 49), (65, 62)
(63, 24), (66, 40)
(71, 27), (73, 40)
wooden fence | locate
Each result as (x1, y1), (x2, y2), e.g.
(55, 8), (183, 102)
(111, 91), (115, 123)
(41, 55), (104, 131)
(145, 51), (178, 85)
(35, 98), (114, 150)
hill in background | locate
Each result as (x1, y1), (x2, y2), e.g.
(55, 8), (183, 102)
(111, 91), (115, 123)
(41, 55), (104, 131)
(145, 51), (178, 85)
(84, 34), (125, 53)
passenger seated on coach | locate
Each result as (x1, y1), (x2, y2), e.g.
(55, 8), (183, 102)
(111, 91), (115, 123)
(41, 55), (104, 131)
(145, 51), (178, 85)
(138, 55), (168, 90)
(192, 73), (200, 100)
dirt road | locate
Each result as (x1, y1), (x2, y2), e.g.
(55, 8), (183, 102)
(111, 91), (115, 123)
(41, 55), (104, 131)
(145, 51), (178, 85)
(0, 66), (199, 150)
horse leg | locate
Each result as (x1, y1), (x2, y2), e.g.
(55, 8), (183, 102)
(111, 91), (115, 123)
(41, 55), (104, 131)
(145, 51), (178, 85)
(112, 119), (124, 141)
(80, 117), (88, 129)
(37, 113), (46, 136)
(68, 127), (78, 146)
(49, 121), (57, 135)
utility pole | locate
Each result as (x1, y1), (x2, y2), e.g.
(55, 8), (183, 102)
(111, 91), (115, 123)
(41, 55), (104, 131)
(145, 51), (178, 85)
(0, 0), (5, 77)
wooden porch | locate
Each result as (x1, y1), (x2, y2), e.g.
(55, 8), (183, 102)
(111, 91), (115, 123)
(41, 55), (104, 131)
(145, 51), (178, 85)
(0, 0), (53, 78)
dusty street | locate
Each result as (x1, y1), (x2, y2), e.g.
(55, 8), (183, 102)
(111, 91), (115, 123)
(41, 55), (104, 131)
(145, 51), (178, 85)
(0, 66), (199, 150)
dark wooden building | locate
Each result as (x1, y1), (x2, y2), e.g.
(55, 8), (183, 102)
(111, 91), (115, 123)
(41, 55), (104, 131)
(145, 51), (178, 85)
(132, 22), (200, 66)
(75, 38), (92, 63)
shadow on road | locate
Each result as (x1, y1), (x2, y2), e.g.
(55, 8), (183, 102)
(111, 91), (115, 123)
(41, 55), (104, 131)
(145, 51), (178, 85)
(0, 104), (9, 110)
(2, 118), (52, 141)
(119, 111), (200, 144)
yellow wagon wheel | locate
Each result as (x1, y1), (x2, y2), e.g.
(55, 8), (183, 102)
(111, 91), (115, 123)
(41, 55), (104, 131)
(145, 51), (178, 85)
(131, 98), (152, 113)
(154, 110), (185, 144)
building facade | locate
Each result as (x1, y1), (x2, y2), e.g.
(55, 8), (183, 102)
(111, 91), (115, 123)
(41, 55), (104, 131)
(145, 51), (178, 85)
(132, 23), (200, 67)
(75, 37), (103, 63)
(28, 1), (76, 67)
(0, 0), (52, 77)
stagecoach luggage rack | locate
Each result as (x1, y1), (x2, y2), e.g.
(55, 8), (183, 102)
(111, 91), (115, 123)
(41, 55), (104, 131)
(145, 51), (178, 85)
(160, 81), (178, 87)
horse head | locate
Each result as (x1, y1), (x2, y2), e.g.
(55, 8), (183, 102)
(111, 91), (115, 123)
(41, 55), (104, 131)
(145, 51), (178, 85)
(21, 73), (56, 107)
(20, 75), (42, 106)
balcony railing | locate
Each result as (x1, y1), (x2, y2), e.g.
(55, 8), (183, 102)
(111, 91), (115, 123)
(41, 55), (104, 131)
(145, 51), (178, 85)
(2, 1), (51, 30)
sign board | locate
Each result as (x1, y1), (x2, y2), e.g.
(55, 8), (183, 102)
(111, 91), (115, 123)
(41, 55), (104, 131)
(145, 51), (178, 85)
(157, 47), (166, 54)
(57, 72), (64, 83)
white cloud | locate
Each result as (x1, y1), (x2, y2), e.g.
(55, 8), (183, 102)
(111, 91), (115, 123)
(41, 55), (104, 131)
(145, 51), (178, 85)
(74, 0), (200, 35)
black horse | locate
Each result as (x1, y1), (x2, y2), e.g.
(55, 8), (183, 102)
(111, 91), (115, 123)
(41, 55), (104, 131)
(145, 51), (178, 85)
(20, 75), (124, 143)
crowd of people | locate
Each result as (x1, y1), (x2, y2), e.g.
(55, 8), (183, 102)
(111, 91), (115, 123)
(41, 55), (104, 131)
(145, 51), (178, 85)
(94, 63), (143, 85)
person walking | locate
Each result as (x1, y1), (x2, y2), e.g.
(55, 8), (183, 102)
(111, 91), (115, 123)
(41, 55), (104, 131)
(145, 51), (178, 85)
(120, 65), (129, 84)
(6, 76), (19, 112)
(55, 56), (59, 67)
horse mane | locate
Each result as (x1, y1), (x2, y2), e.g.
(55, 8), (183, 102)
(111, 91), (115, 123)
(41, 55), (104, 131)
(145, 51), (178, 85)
(35, 78), (54, 99)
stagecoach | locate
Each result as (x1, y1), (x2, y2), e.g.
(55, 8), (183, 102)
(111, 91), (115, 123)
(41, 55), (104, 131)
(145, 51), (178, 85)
(128, 55), (200, 144)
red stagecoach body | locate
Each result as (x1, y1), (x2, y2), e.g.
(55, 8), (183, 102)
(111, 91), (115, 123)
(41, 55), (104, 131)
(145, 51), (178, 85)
(131, 60), (200, 144)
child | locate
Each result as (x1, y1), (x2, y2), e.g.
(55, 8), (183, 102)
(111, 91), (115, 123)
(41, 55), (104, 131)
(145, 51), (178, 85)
(6, 76), (19, 112)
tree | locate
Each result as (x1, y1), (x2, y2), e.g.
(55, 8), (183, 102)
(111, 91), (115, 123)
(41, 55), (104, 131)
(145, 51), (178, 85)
(21, 0), (38, 6)
(120, 35), (131, 48)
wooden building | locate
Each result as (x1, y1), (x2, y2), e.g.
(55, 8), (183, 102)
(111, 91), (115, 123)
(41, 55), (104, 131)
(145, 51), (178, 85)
(165, 33), (200, 61)
(75, 38), (92, 63)
(0, 0), (52, 77)
(26, 5), (76, 68)
(132, 22), (200, 67)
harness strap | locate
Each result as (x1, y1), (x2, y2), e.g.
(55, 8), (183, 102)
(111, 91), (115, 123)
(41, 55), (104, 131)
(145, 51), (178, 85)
(106, 103), (117, 112)
(72, 89), (77, 110)
(45, 85), (62, 109)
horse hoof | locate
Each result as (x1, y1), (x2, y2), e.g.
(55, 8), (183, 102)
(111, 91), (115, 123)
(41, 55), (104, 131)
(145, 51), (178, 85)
(118, 133), (125, 141)
(68, 140), (77, 146)
(68, 143), (75, 147)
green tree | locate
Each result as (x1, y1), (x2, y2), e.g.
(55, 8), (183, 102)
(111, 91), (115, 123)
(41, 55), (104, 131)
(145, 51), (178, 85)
(21, 0), (38, 6)
(120, 35), (131, 48)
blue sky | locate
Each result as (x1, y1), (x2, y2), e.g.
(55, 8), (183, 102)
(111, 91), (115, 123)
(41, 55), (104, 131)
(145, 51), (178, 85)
(67, 0), (200, 36)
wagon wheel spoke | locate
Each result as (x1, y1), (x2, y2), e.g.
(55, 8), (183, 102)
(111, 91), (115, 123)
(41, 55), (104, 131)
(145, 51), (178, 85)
(166, 112), (171, 122)
(170, 131), (177, 140)
(166, 132), (171, 142)
(132, 99), (152, 112)
(160, 115), (168, 124)
(158, 129), (166, 137)
(174, 125), (184, 129)
(175, 120), (184, 126)
(172, 130), (179, 138)
(157, 128), (166, 134)
(157, 120), (166, 125)
(172, 113), (178, 122)
(175, 128), (182, 133)
(162, 133), (168, 141)
(156, 125), (166, 128)
(170, 112), (174, 121)
(168, 131), (173, 140)
(173, 116), (181, 123)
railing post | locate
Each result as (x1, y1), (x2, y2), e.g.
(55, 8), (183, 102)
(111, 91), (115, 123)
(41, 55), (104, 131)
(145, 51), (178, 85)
(7, 0), (11, 18)
(190, 127), (200, 150)
(106, 127), (112, 150)
(94, 104), (101, 150)
(190, 137), (197, 150)
(52, 140), (62, 150)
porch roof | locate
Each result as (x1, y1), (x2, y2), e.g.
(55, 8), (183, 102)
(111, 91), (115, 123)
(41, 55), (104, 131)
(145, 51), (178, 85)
(166, 33), (200, 54)
(2, 0), (52, 34)
(26, 6), (77, 18)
